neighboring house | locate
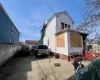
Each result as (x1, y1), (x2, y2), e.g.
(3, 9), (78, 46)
(25, 40), (38, 49)
(87, 39), (100, 53)
(0, 3), (20, 44)
(19, 40), (25, 45)
(92, 44), (100, 53)
(87, 43), (100, 53)
(42, 11), (88, 61)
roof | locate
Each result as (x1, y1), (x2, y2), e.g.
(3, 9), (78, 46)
(25, 40), (38, 44)
(55, 29), (89, 36)
(0, 2), (20, 34)
(45, 11), (74, 27)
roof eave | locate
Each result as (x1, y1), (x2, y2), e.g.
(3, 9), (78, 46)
(55, 29), (89, 36)
(45, 11), (74, 29)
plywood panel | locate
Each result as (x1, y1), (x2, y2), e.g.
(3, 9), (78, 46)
(56, 33), (65, 47)
(56, 36), (59, 47)
(70, 33), (82, 47)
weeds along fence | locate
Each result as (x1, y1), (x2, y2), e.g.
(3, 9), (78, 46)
(0, 44), (21, 68)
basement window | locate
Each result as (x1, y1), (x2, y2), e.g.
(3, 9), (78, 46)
(61, 22), (64, 29)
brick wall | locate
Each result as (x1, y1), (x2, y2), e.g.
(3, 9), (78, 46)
(0, 44), (21, 68)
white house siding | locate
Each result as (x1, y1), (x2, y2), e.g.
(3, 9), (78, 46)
(43, 36), (47, 45)
(68, 32), (83, 55)
(56, 13), (73, 33)
(56, 32), (83, 56)
(91, 44), (100, 53)
(69, 47), (83, 54)
(43, 17), (56, 52)
(43, 12), (84, 56)
(56, 32), (69, 55)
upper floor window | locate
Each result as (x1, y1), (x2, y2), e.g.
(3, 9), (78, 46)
(12, 26), (14, 33)
(61, 22), (64, 29)
(65, 24), (67, 28)
(61, 22), (70, 29)
(68, 25), (70, 28)
(12, 26), (16, 35)
(14, 29), (16, 35)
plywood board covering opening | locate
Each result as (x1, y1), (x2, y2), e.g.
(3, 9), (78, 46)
(56, 33), (65, 47)
(70, 33), (82, 47)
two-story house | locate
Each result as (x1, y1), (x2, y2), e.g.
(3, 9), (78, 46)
(42, 11), (88, 61)
(0, 3), (20, 44)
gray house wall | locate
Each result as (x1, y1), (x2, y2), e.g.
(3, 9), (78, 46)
(0, 5), (2, 43)
(0, 3), (19, 44)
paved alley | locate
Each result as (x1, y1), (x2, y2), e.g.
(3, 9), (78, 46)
(0, 56), (89, 80)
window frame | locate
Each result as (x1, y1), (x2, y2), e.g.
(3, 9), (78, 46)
(61, 22), (64, 30)
(68, 25), (70, 28)
(14, 28), (16, 35)
(65, 24), (67, 28)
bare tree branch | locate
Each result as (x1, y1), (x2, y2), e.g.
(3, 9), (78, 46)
(76, 0), (100, 44)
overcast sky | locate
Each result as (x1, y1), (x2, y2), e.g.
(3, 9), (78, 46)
(1, 0), (85, 41)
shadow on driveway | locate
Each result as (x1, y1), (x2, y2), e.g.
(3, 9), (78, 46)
(0, 55), (52, 80)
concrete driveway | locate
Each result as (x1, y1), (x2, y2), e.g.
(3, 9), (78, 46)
(0, 56), (90, 80)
